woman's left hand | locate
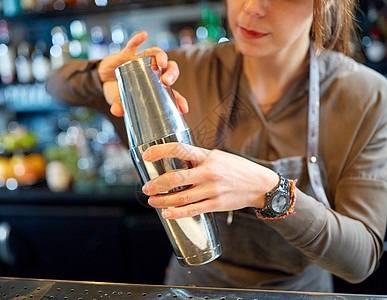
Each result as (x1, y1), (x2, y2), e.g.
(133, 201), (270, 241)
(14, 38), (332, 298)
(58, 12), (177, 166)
(142, 143), (279, 219)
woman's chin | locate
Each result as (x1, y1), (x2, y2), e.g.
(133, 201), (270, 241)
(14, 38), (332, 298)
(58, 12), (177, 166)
(238, 46), (268, 58)
(233, 39), (268, 58)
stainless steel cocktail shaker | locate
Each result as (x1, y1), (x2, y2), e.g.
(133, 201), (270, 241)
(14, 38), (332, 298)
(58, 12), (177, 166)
(115, 56), (222, 267)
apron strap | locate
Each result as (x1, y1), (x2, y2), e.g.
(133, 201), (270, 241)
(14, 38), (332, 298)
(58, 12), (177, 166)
(307, 44), (331, 208)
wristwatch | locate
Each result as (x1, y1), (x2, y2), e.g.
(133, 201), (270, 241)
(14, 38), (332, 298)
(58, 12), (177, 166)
(256, 174), (291, 218)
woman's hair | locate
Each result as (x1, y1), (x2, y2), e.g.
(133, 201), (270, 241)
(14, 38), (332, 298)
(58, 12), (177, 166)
(312, 0), (358, 56)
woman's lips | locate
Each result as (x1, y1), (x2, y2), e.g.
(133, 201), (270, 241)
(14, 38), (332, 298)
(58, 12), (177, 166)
(240, 26), (268, 39)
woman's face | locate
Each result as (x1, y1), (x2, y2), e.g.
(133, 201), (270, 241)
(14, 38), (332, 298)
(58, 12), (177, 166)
(227, 0), (314, 58)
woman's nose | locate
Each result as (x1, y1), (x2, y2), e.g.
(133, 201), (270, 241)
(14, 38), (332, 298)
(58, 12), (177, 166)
(243, 0), (267, 17)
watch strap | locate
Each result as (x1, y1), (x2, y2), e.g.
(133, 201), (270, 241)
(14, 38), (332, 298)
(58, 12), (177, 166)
(255, 176), (297, 220)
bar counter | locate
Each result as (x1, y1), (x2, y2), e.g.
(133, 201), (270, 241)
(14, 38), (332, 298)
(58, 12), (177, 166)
(0, 277), (386, 300)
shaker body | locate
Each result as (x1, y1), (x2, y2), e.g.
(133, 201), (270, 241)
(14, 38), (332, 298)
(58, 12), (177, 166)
(131, 129), (221, 266)
(116, 56), (222, 267)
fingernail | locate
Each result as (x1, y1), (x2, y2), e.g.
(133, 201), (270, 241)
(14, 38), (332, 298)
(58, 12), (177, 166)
(142, 183), (149, 195)
(142, 151), (150, 161)
(162, 210), (172, 218)
(111, 103), (124, 117)
(165, 74), (174, 84)
(110, 104), (118, 115)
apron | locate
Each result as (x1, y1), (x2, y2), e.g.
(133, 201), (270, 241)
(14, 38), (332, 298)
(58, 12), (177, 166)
(165, 44), (333, 292)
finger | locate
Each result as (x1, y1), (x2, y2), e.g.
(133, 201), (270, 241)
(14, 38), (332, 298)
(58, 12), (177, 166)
(102, 81), (125, 117)
(172, 89), (189, 114)
(142, 167), (203, 195)
(110, 101), (125, 117)
(148, 184), (215, 208)
(142, 47), (168, 69)
(142, 143), (209, 164)
(161, 60), (180, 86)
(102, 81), (119, 106)
(123, 31), (148, 56)
(161, 199), (219, 219)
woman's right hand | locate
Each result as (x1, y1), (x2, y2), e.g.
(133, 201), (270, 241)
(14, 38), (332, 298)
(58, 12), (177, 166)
(97, 30), (189, 117)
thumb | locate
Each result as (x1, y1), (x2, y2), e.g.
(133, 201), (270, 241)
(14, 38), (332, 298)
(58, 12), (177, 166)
(121, 31), (148, 57)
(98, 32), (148, 83)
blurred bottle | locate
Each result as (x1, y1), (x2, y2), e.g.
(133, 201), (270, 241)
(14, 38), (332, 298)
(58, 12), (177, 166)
(94, 0), (107, 7)
(196, 4), (227, 45)
(156, 31), (178, 51)
(365, 27), (386, 63)
(31, 40), (51, 82)
(32, 0), (54, 12)
(50, 26), (71, 69)
(15, 40), (33, 83)
(52, 0), (65, 10)
(179, 28), (195, 47)
(2, 0), (22, 17)
(365, 3), (386, 63)
(63, 0), (77, 6)
(101, 143), (135, 186)
(20, 0), (36, 13)
(69, 19), (89, 59)
(76, 0), (88, 8)
(0, 19), (9, 44)
(0, 20), (16, 84)
(358, 1), (387, 64)
(108, 23), (127, 55)
(51, 0), (87, 10)
(46, 160), (73, 192)
(88, 25), (109, 60)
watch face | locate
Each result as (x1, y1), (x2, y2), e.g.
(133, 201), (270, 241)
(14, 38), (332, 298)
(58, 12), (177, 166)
(271, 193), (289, 213)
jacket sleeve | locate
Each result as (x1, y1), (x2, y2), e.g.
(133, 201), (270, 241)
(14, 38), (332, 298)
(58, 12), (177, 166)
(264, 67), (387, 284)
(46, 60), (104, 107)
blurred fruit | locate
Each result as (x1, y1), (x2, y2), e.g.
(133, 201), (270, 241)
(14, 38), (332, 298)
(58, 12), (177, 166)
(0, 153), (47, 187)
(26, 153), (46, 180)
(46, 161), (73, 192)
(0, 127), (37, 153)
(0, 157), (14, 185)
(10, 154), (37, 186)
(44, 145), (81, 179)
(1, 133), (18, 153)
(19, 133), (37, 150)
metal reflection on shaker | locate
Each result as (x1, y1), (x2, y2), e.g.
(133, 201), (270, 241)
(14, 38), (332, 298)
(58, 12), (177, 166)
(115, 56), (222, 267)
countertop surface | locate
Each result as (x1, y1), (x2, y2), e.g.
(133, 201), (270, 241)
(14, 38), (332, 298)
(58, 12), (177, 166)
(0, 277), (386, 300)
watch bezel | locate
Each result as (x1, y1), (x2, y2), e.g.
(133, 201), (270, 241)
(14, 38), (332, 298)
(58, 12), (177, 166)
(257, 175), (291, 218)
(266, 190), (291, 215)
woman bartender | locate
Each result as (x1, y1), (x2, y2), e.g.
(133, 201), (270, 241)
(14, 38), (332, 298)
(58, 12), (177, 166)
(46, 0), (387, 293)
